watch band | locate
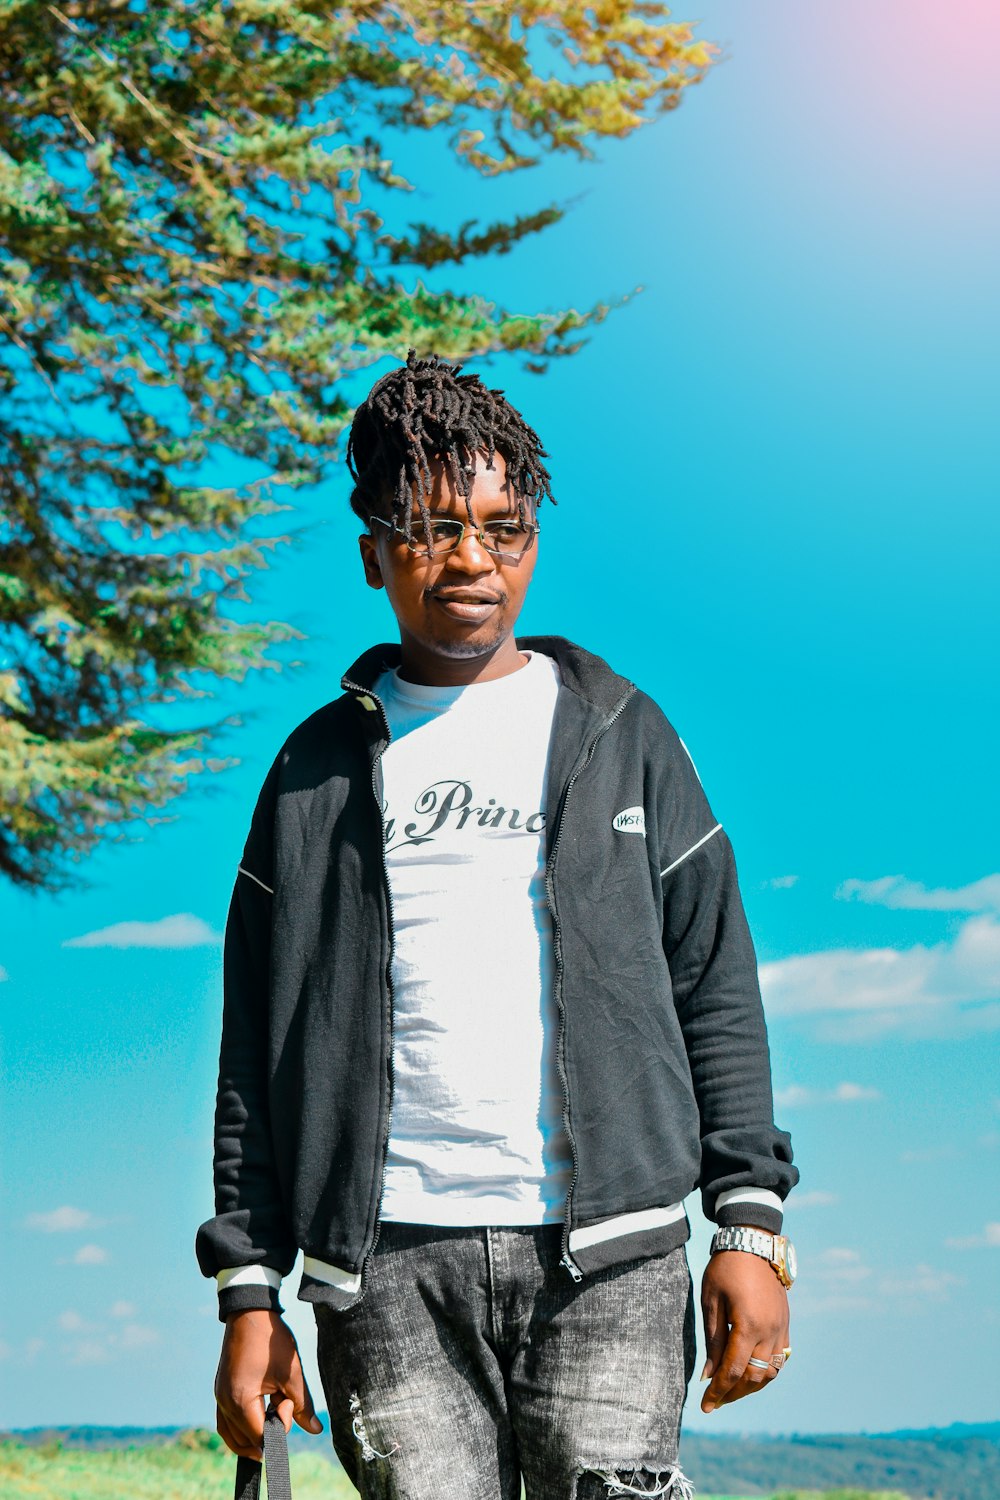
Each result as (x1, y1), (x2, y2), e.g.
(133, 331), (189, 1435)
(712, 1225), (775, 1256)
(710, 1225), (796, 1288)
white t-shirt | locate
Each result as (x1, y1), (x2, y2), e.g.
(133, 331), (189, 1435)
(371, 649), (573, 1225)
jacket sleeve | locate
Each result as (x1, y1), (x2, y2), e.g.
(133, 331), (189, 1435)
(194, 749), (299, 1320)
(655, 721), (799, 1233)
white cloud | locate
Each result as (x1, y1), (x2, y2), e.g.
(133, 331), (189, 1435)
(115, 1322), (159, 1350)
(813, 1247), (871, 1282)
(796, 1290), (875, 1315)
(775, 1084), (811, 1107)
(109, 1300), (137, 1319)
(759, 913), (1000, 1039)
(945, 1222), (1000, 1250)
(63, 913), (222, 949)
(24, 1205), (100, 1232)
(69, 1340), (112, 1366)
(775, 1081), (882, 1107)
(796, 1247), (964, 1315)
(837, 873), (1000, 913)
(888, 1263), (964, 1298)
(833, 1081), (883, 1101)
(822, 1248), (858, 1263)
(900, 1144), (959, 1163)
(73, 1243), (109, 1265)
(0, 964), (7, 981)
(765, 875), (799, 889)
(58, 1310), (93, 1332)
(59, 1315), (160, 1364)
(787, 1189), (838, 1208)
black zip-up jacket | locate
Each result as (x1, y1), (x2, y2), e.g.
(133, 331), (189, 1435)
(195, 636), (798, 1320)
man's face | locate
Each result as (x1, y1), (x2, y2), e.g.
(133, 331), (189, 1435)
(358, 449), (539, 683)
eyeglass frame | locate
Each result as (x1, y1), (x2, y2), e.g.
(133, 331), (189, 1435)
(367, 511), (541, 562)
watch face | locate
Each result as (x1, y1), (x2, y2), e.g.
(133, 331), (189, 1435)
(786, 1241), (797, 1280)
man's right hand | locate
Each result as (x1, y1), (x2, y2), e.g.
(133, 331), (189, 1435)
(215, 1308), (324, 1461)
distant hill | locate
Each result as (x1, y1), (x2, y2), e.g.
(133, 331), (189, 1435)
(873, 1424), (1000, 1444)
(678, 1423), (1000, 1500)
(2, 1419), (997, 1500)
(0, 1425), (184, 1451)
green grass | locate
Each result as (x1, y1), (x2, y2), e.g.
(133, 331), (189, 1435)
(0, 1430), (354, 1500)
(768, 1493), (912, 1500)
(769, 1494), (912, 1500)
(0, 1432), (915, 1500)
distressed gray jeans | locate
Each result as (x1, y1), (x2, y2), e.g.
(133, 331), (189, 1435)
(313, 1222), (697, 1499)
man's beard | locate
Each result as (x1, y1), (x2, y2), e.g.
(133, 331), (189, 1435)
(425, 622), (511, 658)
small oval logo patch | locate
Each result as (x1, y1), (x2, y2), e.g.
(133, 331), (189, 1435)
(612, 806), (646, 835)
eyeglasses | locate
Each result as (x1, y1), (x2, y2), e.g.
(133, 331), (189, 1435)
(368, 513), (540, 562)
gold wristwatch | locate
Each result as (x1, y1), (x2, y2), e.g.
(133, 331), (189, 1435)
(710, 1226), (797, 1289)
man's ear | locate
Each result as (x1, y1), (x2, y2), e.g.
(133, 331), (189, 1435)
(359, 533), (385, 591)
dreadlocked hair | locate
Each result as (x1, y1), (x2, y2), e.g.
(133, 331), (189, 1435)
(345, 347), (556, 551)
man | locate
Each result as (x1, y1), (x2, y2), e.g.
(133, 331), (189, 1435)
(197, 348), (799, 1499)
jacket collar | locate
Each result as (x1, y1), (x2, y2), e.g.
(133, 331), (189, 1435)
(340, 634), (633, 715)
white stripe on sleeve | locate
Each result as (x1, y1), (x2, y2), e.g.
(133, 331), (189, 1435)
(216, 1264), (282, 1292)
(715, 1187), (784, 1214)
(660, 823), (722, 878)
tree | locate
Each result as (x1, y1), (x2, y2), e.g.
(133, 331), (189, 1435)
(0, 0), (716, 891)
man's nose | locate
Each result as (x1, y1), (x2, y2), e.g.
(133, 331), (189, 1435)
(445, 528), (497, 572)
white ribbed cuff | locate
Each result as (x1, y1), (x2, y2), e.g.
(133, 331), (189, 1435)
(216, 1264), (283, 1293)
(715, 1187), (784, 1214)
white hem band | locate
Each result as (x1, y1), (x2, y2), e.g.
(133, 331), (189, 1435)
(303, 1255), (363, 1294)
(568, 1202), (687, 1253)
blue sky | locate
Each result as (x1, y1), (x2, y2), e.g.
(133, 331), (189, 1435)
(3, 0), (998, 1438)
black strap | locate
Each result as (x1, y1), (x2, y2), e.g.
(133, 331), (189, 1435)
(234, 1406), (292, 1500)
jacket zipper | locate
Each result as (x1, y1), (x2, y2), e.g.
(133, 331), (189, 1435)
(343, 681), (397, 1295)
(546, 683), (637, 1282)
(343, 670), (637, 1288)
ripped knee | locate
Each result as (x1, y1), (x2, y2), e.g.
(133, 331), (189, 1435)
(576, 1460), (695, 1498)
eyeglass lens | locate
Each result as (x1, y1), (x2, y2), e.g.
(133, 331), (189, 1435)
(408, 519), (535, 557)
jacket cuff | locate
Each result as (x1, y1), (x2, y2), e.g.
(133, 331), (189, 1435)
(713, 1187), (784, 1235)
(216, 1265), (284, 1323)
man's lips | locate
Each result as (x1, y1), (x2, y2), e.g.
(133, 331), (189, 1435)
(429, 590), (504, 622)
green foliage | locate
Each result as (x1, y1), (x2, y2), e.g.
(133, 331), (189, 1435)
(0, 1430), (356, 1498)
(0, 1434), (929, 1494)
(6, 1423), (998, 1500)
(769, 1492), (912, 1500)
(0, 1), (716, 891)
(0, 1434), (919, 1500)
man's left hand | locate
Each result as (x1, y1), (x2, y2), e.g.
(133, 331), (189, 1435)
(699, 1247), (790, 1413)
